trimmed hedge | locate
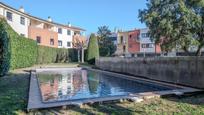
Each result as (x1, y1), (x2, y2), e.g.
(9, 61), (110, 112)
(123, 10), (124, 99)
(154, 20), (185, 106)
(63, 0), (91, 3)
(37, 45), (79, 64)
(37, 46), (58, 64)
(0, 18), (37, 70)
(9, 33), (37, 69)
(0, 18), (10, 76)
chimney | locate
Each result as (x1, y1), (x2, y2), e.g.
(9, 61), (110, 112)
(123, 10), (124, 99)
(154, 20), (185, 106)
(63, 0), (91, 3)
(48, 16), (52, 22)
(19, 6), (25, 13)
(68, 22), (71, 27)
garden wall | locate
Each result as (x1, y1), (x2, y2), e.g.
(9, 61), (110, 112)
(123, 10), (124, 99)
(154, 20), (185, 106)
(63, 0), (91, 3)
(96, 57), (204, 89)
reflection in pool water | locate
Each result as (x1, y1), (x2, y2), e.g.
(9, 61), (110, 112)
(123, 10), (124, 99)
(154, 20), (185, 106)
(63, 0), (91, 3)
(37, 69), (178, 103)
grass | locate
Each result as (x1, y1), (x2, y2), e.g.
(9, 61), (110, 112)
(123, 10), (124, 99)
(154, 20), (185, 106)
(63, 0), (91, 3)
(0, 63), (204, 115)
(0, 72), (29, 115)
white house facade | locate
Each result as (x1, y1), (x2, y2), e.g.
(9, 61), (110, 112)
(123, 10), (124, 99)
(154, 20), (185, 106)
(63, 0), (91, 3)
(0, 4), (30, 37)
(139, 28), (156, 53)
(0, 2), (86, 48)
(54, 26), (74, 49)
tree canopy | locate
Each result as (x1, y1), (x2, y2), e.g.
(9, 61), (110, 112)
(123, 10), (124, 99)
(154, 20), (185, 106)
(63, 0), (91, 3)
(139, 0), (204, 56)
(97, 26), (116, 56)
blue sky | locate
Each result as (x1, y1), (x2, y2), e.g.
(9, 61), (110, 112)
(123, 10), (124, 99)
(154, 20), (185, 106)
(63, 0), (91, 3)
(1, 0), (147, 34)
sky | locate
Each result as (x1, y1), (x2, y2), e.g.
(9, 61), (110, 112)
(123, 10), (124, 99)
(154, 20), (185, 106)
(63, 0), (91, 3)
(1, 0), (147, 34)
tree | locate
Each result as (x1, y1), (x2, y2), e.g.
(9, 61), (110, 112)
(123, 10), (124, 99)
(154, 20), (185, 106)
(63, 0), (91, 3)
(139, 0), (204, 56)
(72, 35), (86, 63)
(87, 34), (99, 64)
(97, 26), (111, 42)
(97, 26), (116, 56)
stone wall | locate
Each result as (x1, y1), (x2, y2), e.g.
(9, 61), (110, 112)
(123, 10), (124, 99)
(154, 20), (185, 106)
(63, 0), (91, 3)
(96, 57), (204, 89)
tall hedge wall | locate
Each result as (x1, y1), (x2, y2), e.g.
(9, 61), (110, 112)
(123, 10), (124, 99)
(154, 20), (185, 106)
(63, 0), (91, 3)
(9, 33), (37, 69)
(0, 18), (10, 76)
(37, 46), (79, 64)
(0, 18), (37, 70)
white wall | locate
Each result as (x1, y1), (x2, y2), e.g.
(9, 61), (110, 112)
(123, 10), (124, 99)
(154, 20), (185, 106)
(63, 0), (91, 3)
(0, 7), (3, 15)
(54, 27), (73, 48)
(139, 28), (155, 53)
(0, 6), (29, 37)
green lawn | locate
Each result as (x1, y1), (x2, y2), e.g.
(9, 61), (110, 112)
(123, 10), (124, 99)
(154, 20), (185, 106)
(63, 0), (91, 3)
(0, 64), (204, 115)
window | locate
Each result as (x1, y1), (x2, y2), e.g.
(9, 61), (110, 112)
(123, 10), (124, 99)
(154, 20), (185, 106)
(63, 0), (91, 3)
(20, 34), (25, 37)
(142, 44), (146, 48)
(129, 35), (132, 38)
(58, 40), (62, 46)
(74, 32), (77, 35)
(67, 30), (71, 35)
(146, 44), (150, 48)
(141, 33), (145, 38)
(137, 36), (140, 41)
(50, 39), (54, 45)
(50, 79), (54, 86)
(67, 86), (71, 94)
(141, 33), (150, 38)
(20, 17), (25, 25)
(67, 75), (71, 83)
(67, 42), (71, 47)
(36, 36), (41, 44)
(123, 45), (126, 52)
(6, 12), (12, 21)
(120, 36), (123, 44)
(58, 89), (62, 96)
(147, 43), (154, 48)
(58, 76), (62, 82)
(131, 54), (135, 57)
(58, 28), (62, 34)
(142, 43), (154, 48)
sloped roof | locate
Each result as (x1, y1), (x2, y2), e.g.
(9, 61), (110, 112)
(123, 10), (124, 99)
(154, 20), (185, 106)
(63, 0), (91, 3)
(0, 2), (85, 31)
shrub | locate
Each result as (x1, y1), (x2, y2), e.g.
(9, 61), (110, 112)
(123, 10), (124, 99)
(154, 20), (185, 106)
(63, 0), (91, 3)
(87, 34), (99, 64)
(0, 18), (10, 76)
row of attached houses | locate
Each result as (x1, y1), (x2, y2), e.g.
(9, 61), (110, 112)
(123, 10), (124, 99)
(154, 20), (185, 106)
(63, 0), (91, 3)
(114, 28), (161, 57)
(0, 2), (86, 49)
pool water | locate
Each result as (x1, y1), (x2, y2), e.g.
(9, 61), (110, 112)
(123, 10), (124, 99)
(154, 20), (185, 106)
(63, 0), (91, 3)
(37, 69), (179, 103)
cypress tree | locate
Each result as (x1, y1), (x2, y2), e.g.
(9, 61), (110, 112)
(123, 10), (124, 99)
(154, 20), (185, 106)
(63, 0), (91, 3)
(87, 34), (99, 64)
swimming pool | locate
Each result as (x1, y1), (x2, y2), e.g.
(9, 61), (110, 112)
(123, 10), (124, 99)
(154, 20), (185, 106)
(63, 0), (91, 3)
(36, 68), (180, 103)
